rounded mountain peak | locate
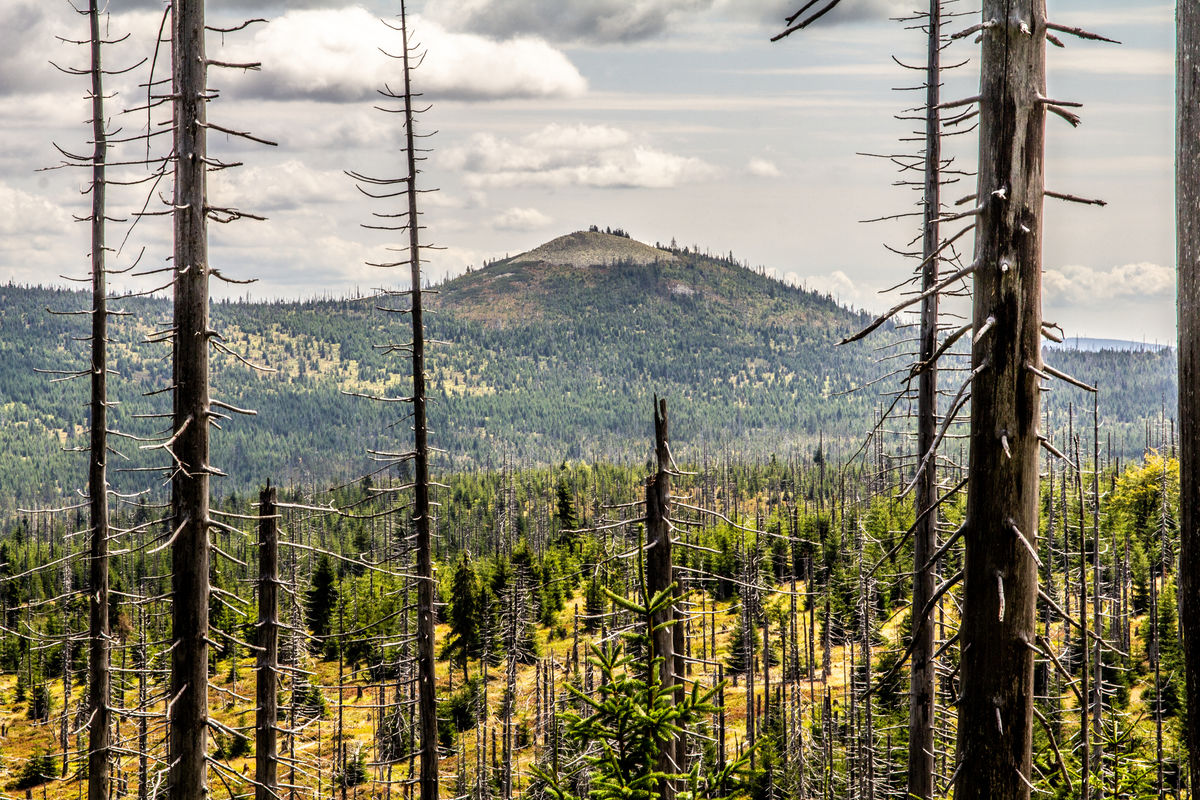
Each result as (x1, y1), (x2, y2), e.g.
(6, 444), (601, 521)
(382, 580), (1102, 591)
(511, 230), (678, 268)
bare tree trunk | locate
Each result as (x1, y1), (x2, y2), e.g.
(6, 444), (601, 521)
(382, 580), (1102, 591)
(256, 486), (279, 800)
(170, 2), (211, 800)
(391, 3), (440, 795)
(1075, 435), (1090, 800)
(953, 1), (1045, 797)
(646, 397), (677, 797)
(717, 664), (727, 797)
(1176, 0), (1200, 783)
(1152, 558), (1163, 800)
(62, 564), (72, 776)
(1090, 401), (1104, 796)
(86, 1), (111, 797)
(137, 601), (148, 800)
(908, 2), (941, 798)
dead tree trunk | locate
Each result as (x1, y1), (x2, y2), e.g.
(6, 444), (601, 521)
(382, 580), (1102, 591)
(170, 2), (211, 800)
(256, 486), (279, 800)
(1074, 435), (1091, 799)
(645, 397), (677, 796)
(953, 2), (1046, 798)
(1176, 0), (1200, 783)
(389, 4), (440, 795)
(86, 0), (111, 797)
(908, 2), (941, 798)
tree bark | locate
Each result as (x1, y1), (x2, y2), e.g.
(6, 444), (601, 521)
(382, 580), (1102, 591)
(170, 2), (211, 800)
(907, 1), (941, 798)
(1176, 0), (1200, 785)
(256, 486), (279, 800)
(87, 1), (111, 797)
(953, 2), (1045, 798)
(646, 397), (677, 797)
(395, 4), (439, 798)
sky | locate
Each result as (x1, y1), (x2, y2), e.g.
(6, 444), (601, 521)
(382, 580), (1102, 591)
(0, 0), (1177, 342)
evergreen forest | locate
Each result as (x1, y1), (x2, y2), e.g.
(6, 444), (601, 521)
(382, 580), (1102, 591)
(2, 2), (1198, 800)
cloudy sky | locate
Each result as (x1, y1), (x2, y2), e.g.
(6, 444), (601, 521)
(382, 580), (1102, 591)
(0, 0), (1176, 342)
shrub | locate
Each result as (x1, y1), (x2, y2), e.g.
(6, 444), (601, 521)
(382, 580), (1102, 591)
(14, 752), (57, 790)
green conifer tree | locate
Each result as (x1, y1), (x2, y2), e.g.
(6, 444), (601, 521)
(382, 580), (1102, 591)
(535, 587), (750, 800)
(445, 554), (481, 679)
(305, 555), (338, 643)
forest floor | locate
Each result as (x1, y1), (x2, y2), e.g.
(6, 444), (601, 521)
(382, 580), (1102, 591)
(0, 582), (1161, 800)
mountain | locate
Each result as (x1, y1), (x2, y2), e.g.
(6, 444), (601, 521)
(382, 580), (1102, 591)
(1046, 336), (1172, 353)
(425, 231), (881, 459)
(0, 231), (1178, 515)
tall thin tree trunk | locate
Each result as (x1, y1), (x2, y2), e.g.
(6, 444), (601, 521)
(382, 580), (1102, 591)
(137, 600), (148, 800)
(391, 4), (439, 798)
(908, 1), (941, 798)
(954, 1), (1046, 797)
(1176, 0), (1200, 783)
(86, 0), (111, 796)
(1075, 434), (1090, 800)
(1152, 558), (1163, 799)
(646, 397), (677, 796)
(1091, 399), (1104, 796)
(256, 486), (279, 800)
(170, 2), (211, 800)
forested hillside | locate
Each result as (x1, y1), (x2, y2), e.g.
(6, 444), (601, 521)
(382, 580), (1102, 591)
(0, 441), (1185, 800)
(0, 232), (1178, 516)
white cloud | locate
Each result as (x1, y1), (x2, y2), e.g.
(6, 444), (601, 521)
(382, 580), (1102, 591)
(1053, 47), (1171, 77)
(492, 207), (553, 231)
(425, 0), (912, 43)
(1044, 262), (1175, 304)
(1066, 5), (1173, 27)
(441, 123), (717, 189)
(0, 181), (72, 237)
(0, 3), (74, 96)
(717, 0), (909, 27)
(735, 63), (900, 78)
(224, 7), (586, 102)
(209, 160), (346, 213)
(748, 157), (781, 178)
(0, 181), (80, 282)
(797, 269), (870, 306)
(424, 0), (710, 44)
(423, 189), (489, 210)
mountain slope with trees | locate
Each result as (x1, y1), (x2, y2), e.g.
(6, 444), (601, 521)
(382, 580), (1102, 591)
(0, 232), (1177, 515)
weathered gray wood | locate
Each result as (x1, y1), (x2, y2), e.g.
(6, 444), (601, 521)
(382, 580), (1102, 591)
(86, 1), (111, 797)
(169, 2), (211, 799)
(1177, 0), (1200, 784)
(953, 2), (1045, 798)
(1074, 433), (1090, 799)
(396, 2), (439, 796)
(908, 3), (941, 798)
(256, 486), (279, 800)
(646, 397), (677, 797)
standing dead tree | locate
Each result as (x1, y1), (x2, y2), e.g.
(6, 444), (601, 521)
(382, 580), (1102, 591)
(345, 3), (441, 796)
(905, 3), (961, 795)
(645, 396), (680, 798)
(85, 3), (112, 797)
(256, 486), (279, 800)
(952, 3), (1046, 796)
(1177, 0), (1200, 785)
(777, 3), (972, 795)
(777, 1), (1113, 796)
(164, 3), (272, 799)
(954, 4), (1113, 796)
(33, 3), (157, 794)
(169, 4), (213, 797)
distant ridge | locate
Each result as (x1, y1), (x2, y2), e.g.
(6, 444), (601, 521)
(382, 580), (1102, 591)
(0, 235), (1179, 513)
(1046, 336), (1172, 353)
(511, 230), (677, 268)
